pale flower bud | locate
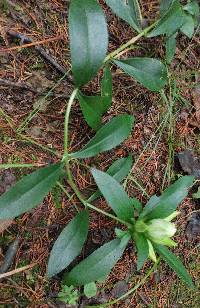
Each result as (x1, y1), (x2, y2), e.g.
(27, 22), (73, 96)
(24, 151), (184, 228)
(146, 218), (176, 245)
(147, 239), (157, 262)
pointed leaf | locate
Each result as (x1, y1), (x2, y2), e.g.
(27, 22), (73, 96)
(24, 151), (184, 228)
(69, 0), (108, 86)
(148, 0), (185, 37)
(78, 67), (113, 131)
(160, 0), (173, 16)
(47, 210), (89, 278)
(140, 176), (194, 221)
(154, 244), (194, 288)
(63, 238), (128, 286)
(183, 1), (199, 17)
(128, 0), (142, 29)
(166, 33), (177, 64)
(130, 197), (143, 214)
(105, 0), (141, 32)
(88, 155), (133, 202)
(180, 14), (195, 38)
(134, 233), (149, 270)
(78, 93), (103, 131)
(0, 163), (63, 219)
(101, 66), (113, 112)
(114, 58), (167, 92)
(70, 115), (134, 159)
(91, 168), (133, 222)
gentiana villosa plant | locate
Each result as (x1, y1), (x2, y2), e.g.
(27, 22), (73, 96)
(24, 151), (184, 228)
(0, 0), (199, 305)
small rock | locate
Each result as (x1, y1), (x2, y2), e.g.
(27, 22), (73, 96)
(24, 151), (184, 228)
(0, 169), (16, 194)
(0, 220), (13, 233)
(26, 125), (43, 138)
(186, 212), (200, 240)
(111, 280), (128, 299)
(177, 150), (200, 178)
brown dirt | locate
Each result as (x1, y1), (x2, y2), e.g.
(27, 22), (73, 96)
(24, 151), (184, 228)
(0, 0), (200, 307)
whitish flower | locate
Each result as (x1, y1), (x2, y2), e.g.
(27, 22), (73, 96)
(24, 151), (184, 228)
(146, 218), (177, 247)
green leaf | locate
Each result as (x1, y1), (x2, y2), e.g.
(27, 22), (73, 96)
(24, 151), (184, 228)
(0, 163), (63, 219)
(154, 244), (194, 288)
(160, 0), (173, 16)
(183, 1), (199, 17)
(128, 0), (142, 29)
(91, 168), (133, 222)
(69, 0), (108, 86)
(84, 282), (97, 298)
(58, 285), (79, 305)
(63, 238), (128, 286)
(101, 66), (113, 112)
(78, 93), (104, 131)
(105, 0), (141, 32)
(166, 33), (177, 64)
(88, 155), (133, 202)
(140, 176), (194, 221)
(78, 67), (112, 131)
(113, 58), (167, 92)
(134, 233), (149, 270)
(180, 13), (195, 38)
(130, 197), (143, 214)
(70, 115), (134, 159)
(148, 0), (185, 37)
(47, 210), (89, 278)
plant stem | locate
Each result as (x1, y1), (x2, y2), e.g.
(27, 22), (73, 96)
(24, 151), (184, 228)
(104, 22), (156, 63)
(56, 181), (79, 212)
(86, 258), (160, 308)
(127, 176), (150, 198)
(63, 89), (85, 204)
(85, 202), (131, 227)
(17, 133), (60, 156)
(0, 107), (14, 129)
(0, 163), (39, 169)
(64, 88), (78, 156)
(160, 89), (175, 189)
(63, 89), (129, 226)
(17, 71), (70, 133)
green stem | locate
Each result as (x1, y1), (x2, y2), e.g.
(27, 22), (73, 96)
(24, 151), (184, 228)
(56, 181), (79, 212)
(17, 133), (60, 156)
(0, 107), (14, 129)
(64, 88), (78, 156)
(104, 22), (156, 63)
(63, 89), (129, 226)
(17, 72), (70, 133)
(160, 90), (175, 189)
(86, 202), (130, 227)
(127, 176), (150, 198)
(63, 89), (85, 204)
(0, 163), (38, 169)
(86, 258), (160, 308)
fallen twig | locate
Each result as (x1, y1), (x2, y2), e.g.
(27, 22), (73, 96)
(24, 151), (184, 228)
(0, 78), (39, 93)
(0, 263), (36, 280)
(6, 30), (73, 83)
(0, 35), (64, 52)
(0, 78), (71, 98)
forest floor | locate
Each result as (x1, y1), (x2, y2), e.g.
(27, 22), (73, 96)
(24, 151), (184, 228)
(0, 0), (200, 307)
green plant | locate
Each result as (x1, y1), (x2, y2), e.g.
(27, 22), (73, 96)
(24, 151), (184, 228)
(58, 285), (79, 305)
(0, 0), (199, 305)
